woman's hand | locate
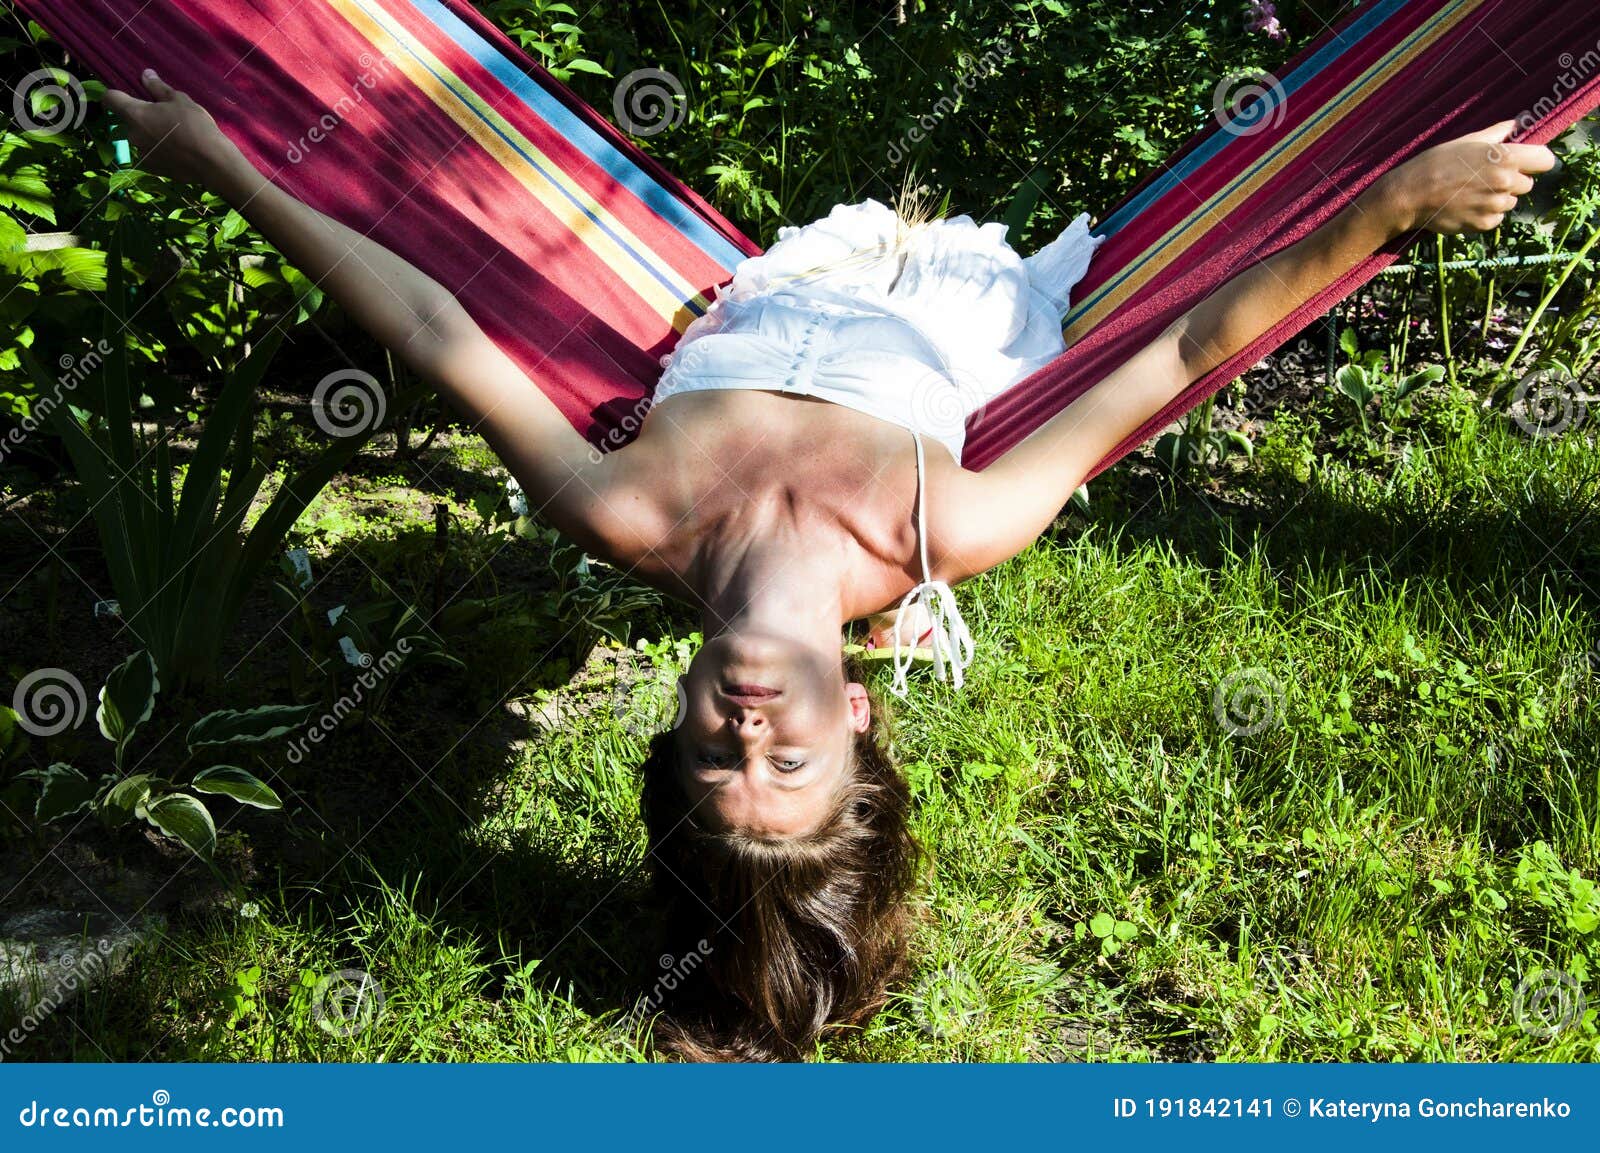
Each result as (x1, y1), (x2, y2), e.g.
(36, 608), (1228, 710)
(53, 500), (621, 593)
(103, 69), (241, 189)
(1367, 121), (1556, 237)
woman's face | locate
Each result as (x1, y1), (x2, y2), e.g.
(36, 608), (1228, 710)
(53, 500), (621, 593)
(674, 629), (871, 838)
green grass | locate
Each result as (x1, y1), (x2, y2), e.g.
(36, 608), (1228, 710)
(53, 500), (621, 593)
(12, 388), (1600, 1063)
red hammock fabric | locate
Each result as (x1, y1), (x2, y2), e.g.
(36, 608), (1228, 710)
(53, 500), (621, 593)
(16, 0), (1600, 478)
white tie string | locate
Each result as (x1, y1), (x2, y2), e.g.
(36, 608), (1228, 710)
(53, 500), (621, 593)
(888, 433), (976, 699)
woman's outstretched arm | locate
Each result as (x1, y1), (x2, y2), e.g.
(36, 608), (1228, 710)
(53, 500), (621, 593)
(105, 70), (647, 553)
(938, 123), (1556, 579)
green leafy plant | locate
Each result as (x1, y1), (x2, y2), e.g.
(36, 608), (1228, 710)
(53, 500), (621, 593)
(1332, 328), (1445, 435)
(27, 228), (377, 692)
(1154, 394), (1253, 477)
(19, 650), (308, 861)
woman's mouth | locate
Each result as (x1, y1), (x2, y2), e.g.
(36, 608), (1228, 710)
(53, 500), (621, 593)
(722, 683), (781, 705)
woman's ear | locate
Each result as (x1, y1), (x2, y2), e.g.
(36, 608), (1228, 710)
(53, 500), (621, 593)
(844, 681), (872, 733)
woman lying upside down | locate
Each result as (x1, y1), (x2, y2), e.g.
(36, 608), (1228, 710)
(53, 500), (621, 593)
(106, 70), (1554, 1060)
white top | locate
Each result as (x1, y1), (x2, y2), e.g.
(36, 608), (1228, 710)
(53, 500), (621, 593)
(656, 198), (1102, 464)
(653, 199), (1102, 694)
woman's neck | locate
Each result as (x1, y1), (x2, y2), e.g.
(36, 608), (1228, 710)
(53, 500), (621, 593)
(689, 501), (849, 645)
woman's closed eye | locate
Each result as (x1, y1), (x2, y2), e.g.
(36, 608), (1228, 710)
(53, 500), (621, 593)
(695, 749), (807, 773)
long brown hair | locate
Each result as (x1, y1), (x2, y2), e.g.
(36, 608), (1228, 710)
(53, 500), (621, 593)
(636, 660), (921, 1061)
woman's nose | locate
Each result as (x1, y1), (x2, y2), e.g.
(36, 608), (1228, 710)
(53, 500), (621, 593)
(726, 709), (767, 735)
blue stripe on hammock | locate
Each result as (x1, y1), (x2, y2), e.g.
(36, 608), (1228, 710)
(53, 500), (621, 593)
(351, 0), (709, 315)
(408, 0), (749, 273)
(1065, 0), (1451, 332)
(1093, 0), (1411, 239)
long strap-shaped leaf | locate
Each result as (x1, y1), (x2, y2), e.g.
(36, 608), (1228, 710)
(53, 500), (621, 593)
(168, 325), (287, 567)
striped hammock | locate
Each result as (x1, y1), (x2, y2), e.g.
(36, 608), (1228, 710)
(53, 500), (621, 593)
(18, 0), (1600, 477)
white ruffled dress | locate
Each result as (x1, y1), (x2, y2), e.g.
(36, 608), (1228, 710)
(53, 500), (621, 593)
(656, 198), (1102, 465)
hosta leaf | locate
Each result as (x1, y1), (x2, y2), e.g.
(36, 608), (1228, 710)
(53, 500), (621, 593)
(102, 772), (160, 817)
(0, 705), (23, 760)
(1336, 365), (1372, 405)
(143, 793), (216, 860)
(1153, 431), (1184, 473)
(97, 650), (159, 756)
(30, 763), (98, 823)
(192, 765), (282, 810)
(186, 704), (315, 751)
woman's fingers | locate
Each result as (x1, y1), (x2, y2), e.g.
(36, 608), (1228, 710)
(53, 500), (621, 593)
(102, 89), (132, 115)
(140, 68), (175, 100)
(1460, 119), (1518, 145)
(1503, 141), (1557, 174)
